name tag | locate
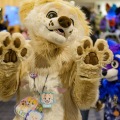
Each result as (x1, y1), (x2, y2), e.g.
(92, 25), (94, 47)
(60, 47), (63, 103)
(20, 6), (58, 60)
(25, 110), (43, 120)
(40, 92), (54, 108)
(15, 97), (43, 118)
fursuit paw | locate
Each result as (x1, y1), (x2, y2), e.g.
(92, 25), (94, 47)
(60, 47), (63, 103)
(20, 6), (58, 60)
(76, 37), (113, 78)
(0, 31), (33, 101)
(0, 31), (32, 65)
(96, 100), (105, 111)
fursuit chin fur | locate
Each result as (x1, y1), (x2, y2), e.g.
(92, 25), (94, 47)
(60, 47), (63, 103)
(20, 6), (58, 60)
(0, 0), (113, 120)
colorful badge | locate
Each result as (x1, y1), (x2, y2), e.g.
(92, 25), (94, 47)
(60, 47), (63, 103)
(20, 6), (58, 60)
(113, 110), (120, 117)
(25, 110), (43, 120)
(40, 92), (54, 108)
(36, 104), (43, 112)
(15, 97), (39, 118)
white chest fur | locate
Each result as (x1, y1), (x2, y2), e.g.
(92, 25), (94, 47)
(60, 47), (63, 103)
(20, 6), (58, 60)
(29, 72), (65, 120)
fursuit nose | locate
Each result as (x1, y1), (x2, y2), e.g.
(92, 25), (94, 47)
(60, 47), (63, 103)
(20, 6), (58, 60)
(102, 69), (107, 76)
(58, 16), (71, 28)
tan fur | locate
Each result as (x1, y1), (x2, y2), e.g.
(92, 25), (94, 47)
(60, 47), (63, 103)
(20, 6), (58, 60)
(35, 53), (50, 68)
(25, 35), (80, 120)
(64, 89), (82, 120)
(20, 0), (91, 36)
(74, 7), (91, 36)
(60, 62), (82, 120)
(36, 0), (62, 5)
(20, 0), (35, 22)
(28, 36), (75, 76)
(73, 74), (100, 109)
(0, 0), (113, 120)
(0, 67), (20, 101)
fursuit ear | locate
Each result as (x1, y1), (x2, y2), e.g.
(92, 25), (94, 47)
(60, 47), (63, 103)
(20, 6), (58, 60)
(107, 39), (118, 47)
(35, 0), (63, 6)
(19, 0), (35, 22)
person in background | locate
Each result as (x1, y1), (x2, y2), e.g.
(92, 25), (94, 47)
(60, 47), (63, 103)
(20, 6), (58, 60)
(8, 27), (15, 35)
(0, 8), (8, 32)
(81, 6), (98, 43)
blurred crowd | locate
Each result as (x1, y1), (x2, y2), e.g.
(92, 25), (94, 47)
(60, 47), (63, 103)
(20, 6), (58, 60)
(81, 3), (120, 43)
(1, 3), (120, 42)
(0, 7), (29, 39)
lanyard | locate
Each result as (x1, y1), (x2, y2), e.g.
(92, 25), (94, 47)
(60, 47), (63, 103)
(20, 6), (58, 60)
(42, 74), (49, 93)
(32, 74), (49, 94)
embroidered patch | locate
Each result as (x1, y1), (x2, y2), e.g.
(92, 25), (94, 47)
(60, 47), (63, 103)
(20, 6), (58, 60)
(25, 110), (43, 120)
(40, 92), (54, 108)
(15, 97), (39, 118)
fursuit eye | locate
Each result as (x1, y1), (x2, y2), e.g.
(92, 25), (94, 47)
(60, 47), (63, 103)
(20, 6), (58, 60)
(111, 60), (119, 68)
(46, 11), (57, 19)
(70, 18), (74, 25)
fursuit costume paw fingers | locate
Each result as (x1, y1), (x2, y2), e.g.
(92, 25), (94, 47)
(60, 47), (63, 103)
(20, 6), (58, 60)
(0, 32), (32, 64)
(96, 100), (105, 111)
(77, 37), (113, 68)
(0, 31), (33, 101)
(94, 39), (113, 66)
(72, 37), (113, 109)
(76, 37), (113, 79)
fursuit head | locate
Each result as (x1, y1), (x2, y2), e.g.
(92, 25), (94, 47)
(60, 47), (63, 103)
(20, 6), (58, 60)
(20, 0), (90, 45)
(98, 41), (120, 120)
(102, 40), (120, 81)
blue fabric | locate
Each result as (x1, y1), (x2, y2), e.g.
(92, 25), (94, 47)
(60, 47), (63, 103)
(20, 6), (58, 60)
(99, 40), (120, 119)
(99, 79), (120, 102)
(99, 79), (120, 120)
(107, 39), (117, 47)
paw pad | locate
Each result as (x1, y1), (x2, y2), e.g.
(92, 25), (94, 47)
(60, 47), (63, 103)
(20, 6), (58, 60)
(77, 46), (83, 55)
(21, 48), (27, 57)
(3, 37), (10, 47)
(84, 52), (98, 65)
(14, 38), (21, 48)
(77, 37), (113, 67)
(97, 43), (104, 51)
(84, 40), (91, 49)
